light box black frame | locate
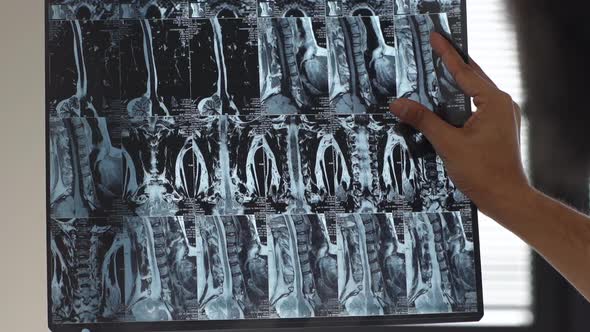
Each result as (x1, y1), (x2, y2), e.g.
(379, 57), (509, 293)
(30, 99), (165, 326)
(44, 1), (483, 330)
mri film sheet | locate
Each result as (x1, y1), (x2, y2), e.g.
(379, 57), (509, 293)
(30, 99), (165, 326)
(258, 17), (329, 115)
(120, 19), (191, 117)
(372, 115), (469, 213)
(327, 16), (397, 114)
(333, 114), (383, 213)
(395, 13), (469, 125)
(124, 216), (199, 321)
(206, 115), (266, 215)
(268, 214), (339, 318)
(337, 213), (408, 316)
(121, 116), (196, 217)
(412, 154), (469, 212)
(257, 0), (326, 17)
(262, 115), (336, 214)
(48, 20), (121, 118)
(189, 0), (257, 18)
(49, 117), (123, 218)
(373, 115), (419, 211)
(404, 212), (477, 313)
(46, 0), (482, 329)
(394, 0), (460, 15)
(119, 0), (188, 19)
(181, 116), (221, 215)
(50, 218), (126, 323)
(49, 0), (120, 20)
(190, 18), (260, 115)
(340, 0), (394, 16)
(197, 215), (269, 319)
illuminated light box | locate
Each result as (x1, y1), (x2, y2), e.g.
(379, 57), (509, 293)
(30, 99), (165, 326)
(45, 0), (482, 330)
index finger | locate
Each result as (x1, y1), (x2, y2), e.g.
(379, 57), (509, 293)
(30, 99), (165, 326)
(430, 32), (494, 98)
(468, 56), (497, 88)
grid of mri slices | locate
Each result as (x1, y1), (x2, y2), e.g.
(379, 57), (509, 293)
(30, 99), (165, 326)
(47, 0), (478, 325)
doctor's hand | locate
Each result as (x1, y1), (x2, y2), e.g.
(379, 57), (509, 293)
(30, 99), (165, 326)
(389, 32), (528, 220)
(392, 33), (590, 304)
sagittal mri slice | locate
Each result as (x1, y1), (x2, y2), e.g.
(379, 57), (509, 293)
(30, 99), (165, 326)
(337, 213), (407, 316)
(337, 211), (476, 316)
(405, 212), (477, 313)
(258, 16), (329, 115)
(197, 215), (269, 319)
(124, 216), (199, 321)
(327, 16), (397, 114)
(46, 0), (480, 327)
(49, 117), (123, 218)
(268, 214), (338, 318)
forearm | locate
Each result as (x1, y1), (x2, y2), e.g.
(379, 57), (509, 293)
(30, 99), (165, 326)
(488, 185), (590, 301)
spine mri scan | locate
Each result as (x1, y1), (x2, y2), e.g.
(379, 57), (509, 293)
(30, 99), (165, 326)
(268, 214), (338, 317)
(47, 0), (478, 325)
(258, 16), (329, 114)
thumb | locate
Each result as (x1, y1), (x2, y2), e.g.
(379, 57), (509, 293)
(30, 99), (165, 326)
(389, 98), (459, 154)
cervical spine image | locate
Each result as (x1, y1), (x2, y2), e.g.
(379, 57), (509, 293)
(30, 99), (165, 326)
(338, 214), (384, 316)
(334, 115), (382, 213)
(337, 214), (407, 316)
(50, 218), (125, 323)
(328, 17), (375, 113)
(268, 214), (338, 317)
(267, 116), (334, 213)
(258, 17), (328, 114)
(268, 215), (315, 317)
(197, 216), (268, 319)
(396, 13), (457, 112)
(329, 15), (398, 114)
(50, 117), (122, 218)
(406, 212), (475, 313)
(368, 17), (397, 97)
(125, 217), (198, 321)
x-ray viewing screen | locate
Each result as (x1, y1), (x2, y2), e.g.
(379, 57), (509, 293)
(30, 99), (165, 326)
(45, 0), (482, 331)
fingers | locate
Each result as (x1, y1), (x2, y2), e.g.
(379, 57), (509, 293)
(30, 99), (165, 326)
(513, 102), (522, 140)
(468, 56), (497, 88)
(390, 99), (459, 155)
(430, 32), (493, 98)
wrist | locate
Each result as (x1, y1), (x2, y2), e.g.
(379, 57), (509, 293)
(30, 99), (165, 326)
(477, 180), (536, 223)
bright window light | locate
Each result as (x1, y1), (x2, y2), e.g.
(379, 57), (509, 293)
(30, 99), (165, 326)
(465, 0), (533, 327)
(433, 0), (533, 327)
